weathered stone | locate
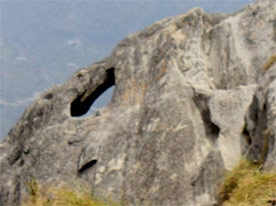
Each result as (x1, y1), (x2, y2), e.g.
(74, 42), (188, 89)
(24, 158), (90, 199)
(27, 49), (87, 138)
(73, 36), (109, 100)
(1, 0), (276, 205)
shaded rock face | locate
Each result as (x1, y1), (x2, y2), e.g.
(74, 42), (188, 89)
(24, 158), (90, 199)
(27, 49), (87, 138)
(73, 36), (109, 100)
(1, 0), (276, 205)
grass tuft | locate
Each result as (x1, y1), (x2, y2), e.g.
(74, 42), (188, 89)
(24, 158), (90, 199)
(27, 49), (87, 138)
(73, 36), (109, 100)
(218, 159), (276, 206)
(22, 181), (122, 206)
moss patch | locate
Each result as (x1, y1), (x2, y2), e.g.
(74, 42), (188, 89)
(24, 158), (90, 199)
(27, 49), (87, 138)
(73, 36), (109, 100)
(218, 159), (276, 206)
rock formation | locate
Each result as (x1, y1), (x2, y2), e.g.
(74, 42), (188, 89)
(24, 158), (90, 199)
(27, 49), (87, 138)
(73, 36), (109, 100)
(1, 0), (276, 205)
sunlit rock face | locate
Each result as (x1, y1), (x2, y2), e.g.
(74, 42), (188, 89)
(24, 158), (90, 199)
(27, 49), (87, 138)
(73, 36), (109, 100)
(1, 0), (276, 205)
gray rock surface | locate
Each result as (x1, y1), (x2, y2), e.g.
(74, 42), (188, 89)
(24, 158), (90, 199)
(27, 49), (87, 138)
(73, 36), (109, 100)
(1, 0), (276, 205)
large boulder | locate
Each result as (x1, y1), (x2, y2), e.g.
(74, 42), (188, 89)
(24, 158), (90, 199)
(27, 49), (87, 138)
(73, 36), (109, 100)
(1, 0), (276, 205)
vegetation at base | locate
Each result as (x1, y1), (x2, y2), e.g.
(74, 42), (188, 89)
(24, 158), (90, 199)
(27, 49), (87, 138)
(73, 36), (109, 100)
(217, 159), (276, 206)
(21, 158), (276, 206)
(22, 180), (122, 206)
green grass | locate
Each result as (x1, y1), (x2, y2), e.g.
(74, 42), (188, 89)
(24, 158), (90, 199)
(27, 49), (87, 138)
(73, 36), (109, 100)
(22, 180), (122, 206)
(218, 159), (276, 206)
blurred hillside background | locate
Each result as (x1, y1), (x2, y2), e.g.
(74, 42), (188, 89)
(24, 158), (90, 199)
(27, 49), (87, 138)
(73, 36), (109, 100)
(0, 0), (253, 139)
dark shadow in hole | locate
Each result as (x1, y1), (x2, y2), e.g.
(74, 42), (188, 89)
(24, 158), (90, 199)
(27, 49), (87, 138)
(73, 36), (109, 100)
(78, 160), (97, 174)
(242, 126), (252, 145)
(263, 102), (267, 112)
(44, 93), (53, 100)
(71, 68), (115, 117)
(204, 109), (220, 137)
(192, 93), (220, 142)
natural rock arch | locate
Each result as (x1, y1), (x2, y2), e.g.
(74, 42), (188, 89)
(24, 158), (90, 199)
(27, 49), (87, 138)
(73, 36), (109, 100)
(70, 68), (115, 117)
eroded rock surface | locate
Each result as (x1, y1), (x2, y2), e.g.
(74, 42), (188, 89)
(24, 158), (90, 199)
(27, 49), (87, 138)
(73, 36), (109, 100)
(1, 0), (276, 205)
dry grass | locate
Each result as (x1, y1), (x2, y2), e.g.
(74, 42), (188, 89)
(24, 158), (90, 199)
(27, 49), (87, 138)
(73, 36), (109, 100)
(263, 55), (276, 71)
(22, 180), (122, 206)
(218, 159), (276, 206)
(22, 158), (276, 206)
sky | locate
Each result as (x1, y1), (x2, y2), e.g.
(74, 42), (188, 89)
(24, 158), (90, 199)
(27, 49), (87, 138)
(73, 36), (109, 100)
(0, 0), (254, 139)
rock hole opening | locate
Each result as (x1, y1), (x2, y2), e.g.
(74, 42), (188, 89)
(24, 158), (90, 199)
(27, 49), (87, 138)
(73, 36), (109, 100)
(242, 126), (252, 145)
(44, 93), (53, 100)
(78, 160), (97, 174)
(208, 121), (220, 137)
(263, 102), (267, 112)
(192, 93), (220, 142)
(70, 68), (115, 117)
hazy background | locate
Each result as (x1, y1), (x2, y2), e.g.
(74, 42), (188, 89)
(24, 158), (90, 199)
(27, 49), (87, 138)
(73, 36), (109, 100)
(0, 0), (253, 139)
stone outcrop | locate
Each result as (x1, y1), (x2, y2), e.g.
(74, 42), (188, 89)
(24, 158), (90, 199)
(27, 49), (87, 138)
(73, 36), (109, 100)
(1, 0), (276, 205)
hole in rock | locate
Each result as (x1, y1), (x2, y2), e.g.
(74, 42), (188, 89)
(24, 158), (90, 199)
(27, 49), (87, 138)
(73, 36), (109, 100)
(242, 127), (250, 137)
(208, 121), (220, 137)
(192, 93), (220, 142)
(242, 126), (252, 145)
(78, 160), (97, 174)
(263, 103), (267, 112)
(44, 93), (53, 100)
(70, 68), (115, 117)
